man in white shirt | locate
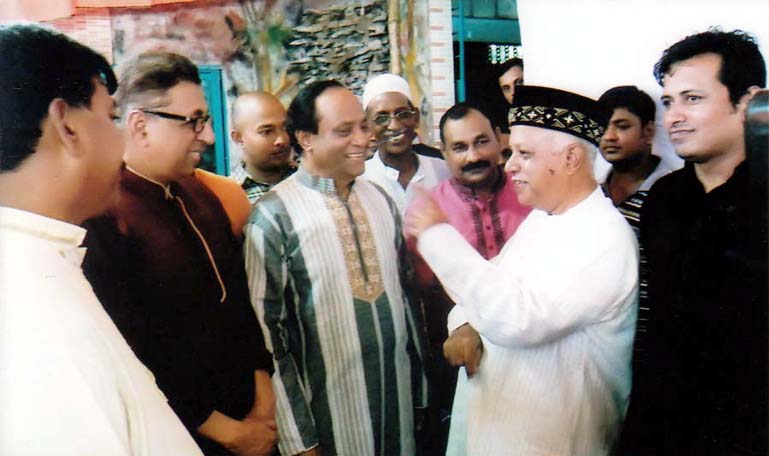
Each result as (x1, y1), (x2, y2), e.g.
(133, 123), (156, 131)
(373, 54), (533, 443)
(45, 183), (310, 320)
(361, 73), (450, 214)
(406, 85), (638, 455)
(0, 24), (202, 455)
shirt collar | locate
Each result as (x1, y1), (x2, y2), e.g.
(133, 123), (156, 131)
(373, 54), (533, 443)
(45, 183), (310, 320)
(295, 165), (348, 196)
(0, 206), (87, 265)
(230, 162), (252, 186)
(372, 151), (423, 183)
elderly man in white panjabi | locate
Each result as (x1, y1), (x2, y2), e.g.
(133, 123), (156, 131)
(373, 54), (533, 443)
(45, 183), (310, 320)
(406, 86), (638, 455)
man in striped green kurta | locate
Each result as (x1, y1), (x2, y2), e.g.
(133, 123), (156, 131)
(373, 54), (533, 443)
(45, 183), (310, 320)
(243, 80), (428, 456)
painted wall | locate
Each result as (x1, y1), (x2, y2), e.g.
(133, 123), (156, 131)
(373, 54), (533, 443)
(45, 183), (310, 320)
(49, 0), (444, 173)
(517, 0), (769, 177)
(107, 0), (436, 170)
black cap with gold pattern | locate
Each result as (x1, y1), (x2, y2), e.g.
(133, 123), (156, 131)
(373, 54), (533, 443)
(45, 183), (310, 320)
(508, 86), (610, 146)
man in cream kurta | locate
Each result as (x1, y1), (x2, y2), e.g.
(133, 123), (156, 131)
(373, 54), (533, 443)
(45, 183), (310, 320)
(406, 86), (638, 455)
(0, 24), (201, 455)
(0, 209), (203, 456)
(244, 80), (428, 456)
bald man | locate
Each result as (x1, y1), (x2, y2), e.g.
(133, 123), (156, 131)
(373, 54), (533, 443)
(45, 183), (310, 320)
(230, 91), (295, 204)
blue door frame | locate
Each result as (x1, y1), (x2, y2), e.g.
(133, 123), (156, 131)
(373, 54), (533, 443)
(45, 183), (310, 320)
(198, 65), (229, 175)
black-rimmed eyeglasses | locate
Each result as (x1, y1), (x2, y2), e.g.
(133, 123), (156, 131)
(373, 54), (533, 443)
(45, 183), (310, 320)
(141, 109), (211, 133)
(371, 110), (416, 126)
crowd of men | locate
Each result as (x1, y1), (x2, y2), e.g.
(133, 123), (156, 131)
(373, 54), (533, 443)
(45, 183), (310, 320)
(0, 20), (766, 456)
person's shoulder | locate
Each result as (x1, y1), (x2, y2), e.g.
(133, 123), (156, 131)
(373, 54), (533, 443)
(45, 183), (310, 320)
(413, 142), (444, 160)
(641, 158), (680, 191)
(246, 178), (297, 224)
(418, 153), (448, 167)
(195, 168), (247, 197)
(643, 166), (691, 213)
(358, 177), (401, 217)
(357, 176), (391, 201)
(194, 169), (251, 233)
(418, 153), (452, 183)
(649, 165), (688, 192)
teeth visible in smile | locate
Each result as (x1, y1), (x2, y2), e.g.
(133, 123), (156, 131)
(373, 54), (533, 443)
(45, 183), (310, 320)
(388, 133), (404, 142)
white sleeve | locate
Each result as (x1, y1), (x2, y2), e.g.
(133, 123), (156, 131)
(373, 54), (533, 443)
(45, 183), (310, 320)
(418, 223), (637, 348)
(447, 304), (469, 334)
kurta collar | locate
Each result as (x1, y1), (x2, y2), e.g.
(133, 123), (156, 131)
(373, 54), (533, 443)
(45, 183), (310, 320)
(0, 206), (87, 265)
(295, 165), (350, 196)
(125, 166), (175, 200)
(372, 151), (423, 183)
(541, 185), (604, 218)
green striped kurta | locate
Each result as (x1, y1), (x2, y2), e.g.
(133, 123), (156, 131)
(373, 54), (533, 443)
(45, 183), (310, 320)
(244, 168), (428, 456)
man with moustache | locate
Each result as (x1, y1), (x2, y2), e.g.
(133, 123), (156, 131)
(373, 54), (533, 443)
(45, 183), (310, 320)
(618, 29), (768, 454)
(82, 51), (276, 455)
(405, 103), (530, 454)
(244, 80), (428, 456)
(230, 91), (295, 205)
(362, 73), (450, 214)
(406, 86), (638, 455)
(0, 24), (203, 455)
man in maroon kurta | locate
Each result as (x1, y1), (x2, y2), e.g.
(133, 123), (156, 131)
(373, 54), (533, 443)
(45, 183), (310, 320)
(82, 51), (276, 456)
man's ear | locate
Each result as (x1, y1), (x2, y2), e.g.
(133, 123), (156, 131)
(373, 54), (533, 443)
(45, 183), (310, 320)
(230, 129), (242, 144)
(564, 142), (586, 175)
(295, 130), (313, 153)
(125, 110), (149, 147)
(738, 86), (762, 121)
(642, 121), (656, 145)
(47, 98), (79, 155)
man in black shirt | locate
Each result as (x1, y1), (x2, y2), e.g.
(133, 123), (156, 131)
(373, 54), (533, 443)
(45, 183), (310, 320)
(618, 29), (768, 454)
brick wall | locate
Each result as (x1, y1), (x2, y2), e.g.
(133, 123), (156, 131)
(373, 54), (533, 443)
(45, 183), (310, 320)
(46, 8), (114, 64)
(427, 0), (455, 146)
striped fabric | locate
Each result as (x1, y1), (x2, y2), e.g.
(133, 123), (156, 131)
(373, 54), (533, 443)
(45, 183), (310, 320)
(600, 187), (652, 369)
(244, 168), (427, 456)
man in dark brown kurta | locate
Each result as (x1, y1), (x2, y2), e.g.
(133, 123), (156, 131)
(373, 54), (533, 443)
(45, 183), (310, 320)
(82, 51), (275, 456)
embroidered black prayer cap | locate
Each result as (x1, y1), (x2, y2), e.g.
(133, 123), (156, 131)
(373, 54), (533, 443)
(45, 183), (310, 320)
(508, 86), (610, 146)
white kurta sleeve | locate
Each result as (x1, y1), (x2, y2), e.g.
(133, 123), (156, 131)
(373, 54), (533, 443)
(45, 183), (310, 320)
(418, 222), (637, 348)
(447, 304), (469, 334)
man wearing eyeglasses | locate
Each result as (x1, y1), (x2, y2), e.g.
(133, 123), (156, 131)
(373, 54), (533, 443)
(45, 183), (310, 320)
(361, 73), (450, 215)
(82, 51), (277, 456)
